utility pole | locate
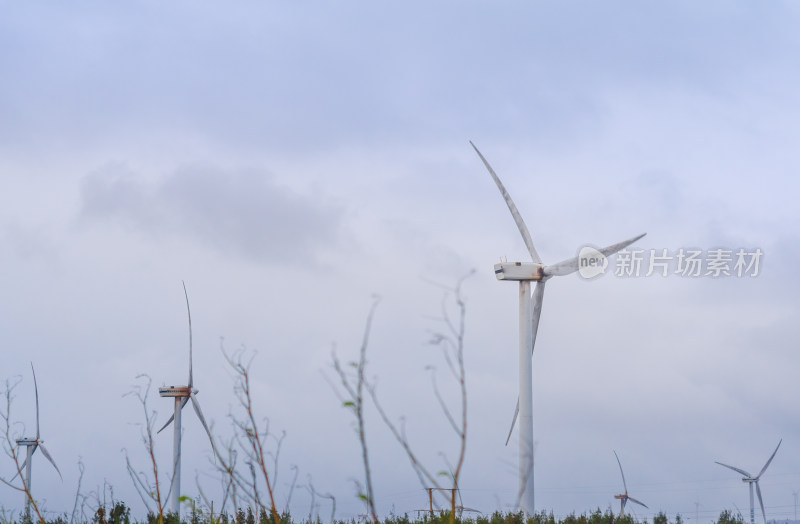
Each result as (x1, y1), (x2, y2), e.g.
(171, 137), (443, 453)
(423, 487), (459, 518)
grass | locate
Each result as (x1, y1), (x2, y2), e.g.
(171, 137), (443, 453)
(2, 505), (745, 524)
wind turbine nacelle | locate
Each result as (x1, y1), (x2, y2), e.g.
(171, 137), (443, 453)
(494, 262), (545, 281)
(16, 438), (37, 446)
(159, 386), (195, 397)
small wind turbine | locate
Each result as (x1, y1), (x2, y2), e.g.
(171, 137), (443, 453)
(470, 141), (645, 515)
(613, 450), (647, 517)
(13, 363), (62, 518)
(158, 282), (216, 515)
(716, 439), (782, 524)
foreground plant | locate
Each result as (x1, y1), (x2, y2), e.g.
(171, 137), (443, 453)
(212, 344), (283, 524)
(123, 375), (166, 524)
(332, 275), (472, 524)
(368, 276), (471, 524)
(330, 297), (380, 523)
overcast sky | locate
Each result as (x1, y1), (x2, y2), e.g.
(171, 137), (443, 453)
(2, 1), (800, 522)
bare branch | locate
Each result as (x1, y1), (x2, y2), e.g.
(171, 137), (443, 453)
(220, 343), (283, 524)
(329, 297), (381, 523)
(284, 465), (299, 514)
(428, 368), (461, 435)
(70, 458), (86, 524)
(366, 274), (472, 524)
(122, 375), (165, 523)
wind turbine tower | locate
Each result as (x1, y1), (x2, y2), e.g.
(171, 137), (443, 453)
(14, 363), (61, 518)
(158, 283), (216, 515)
(471, 142), (645, 515)
(715, 439), (782, 524)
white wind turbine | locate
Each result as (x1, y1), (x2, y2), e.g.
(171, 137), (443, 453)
(613, 451), (647, 517)
(471, 141), (646, 515)
(13, 363), (62, 518)
(716, 439), (782, 524)
(157, 282), (216, 515)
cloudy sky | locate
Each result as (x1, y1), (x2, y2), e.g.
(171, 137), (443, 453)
(2, 1), (800, 522)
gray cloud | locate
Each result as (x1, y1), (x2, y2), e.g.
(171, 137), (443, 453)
(79, 163), (344, 265)
(4, 2), (799, 154)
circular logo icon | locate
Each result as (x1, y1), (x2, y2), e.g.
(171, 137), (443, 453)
(578, 246), (608, 279)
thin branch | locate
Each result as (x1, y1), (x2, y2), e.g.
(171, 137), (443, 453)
(70, 459), (86, 524)
(329, 297), (381, 523)
(122, 374), (165, 523)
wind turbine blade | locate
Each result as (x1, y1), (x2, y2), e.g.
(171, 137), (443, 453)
(504, 281), (545, 446)
(757, 439), (782, 479)
(756, 482), (766, 524)
(13, 445), (41, 481)
(156, 397), (190, 434)
(597, 233), (647, 258)
(504, 400), (519, 446)
(183, 281), (193, 388)
(31, 363), (40, 440)
(10, 456), (27, 481)
(38, 443), (62, 480)
(470, 141), (542, 264)
(157, 413), (175, 434)
(628, 496), (648, 509)
(541, 256), (579, 278)
(543, 233), (648, 277)
(715, 461), (752, 478)
(530, 281), (545, 353)
(189, 392), (216, 456)
(614, 451), (629, 493)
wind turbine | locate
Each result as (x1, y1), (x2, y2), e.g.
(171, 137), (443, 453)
(13, 363), (62, 518)
(158, 282), (216, 515)
(715, 439), (782, 524)
(613, 450), (648, 517)
(470, 141), (646, 515)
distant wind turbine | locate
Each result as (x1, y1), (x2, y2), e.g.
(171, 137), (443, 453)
(715, 439), (782, 524)
(158, 282), (216, 515)
(13, 363), (62, 518)
(470, 141), (646, 515)
(613, 451), (647, 517)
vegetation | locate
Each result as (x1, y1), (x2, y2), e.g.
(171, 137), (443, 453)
(331, 275), (471, 524)
(0, 507), (745, 524)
